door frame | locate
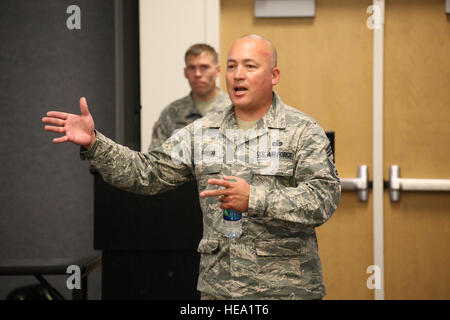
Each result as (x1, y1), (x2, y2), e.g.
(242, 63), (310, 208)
(371, 0), (385, 300)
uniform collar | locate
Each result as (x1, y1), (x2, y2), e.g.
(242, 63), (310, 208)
(186, 92), (201, 117)
(199, 92), (286, 146)
(188, 89), (230, 117)
(260, 93), (286, 130)
(206, 92), (287, 130)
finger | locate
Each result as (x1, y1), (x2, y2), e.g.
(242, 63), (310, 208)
(42, 117), (65, 126)
(80, 97), (90, 116)
(222, 175), (239, 181)
(45, 125), (65, 133)
(207, 179), (233, 188)
(199, 189), (231, 198)
(219, 203), (233, 210)
(220, 195), (233, 201)
(46, 111), (68, 120)
(53, 136), (69, 143)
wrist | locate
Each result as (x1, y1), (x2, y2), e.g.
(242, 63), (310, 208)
(85, 131), (96, 150)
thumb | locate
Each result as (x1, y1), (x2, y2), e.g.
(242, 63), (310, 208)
(79, 97), (90, 116)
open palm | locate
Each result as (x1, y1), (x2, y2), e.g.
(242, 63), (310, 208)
(42, 97), (96, 149)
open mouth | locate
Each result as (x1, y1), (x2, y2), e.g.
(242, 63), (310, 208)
(233, 86), (248, 95)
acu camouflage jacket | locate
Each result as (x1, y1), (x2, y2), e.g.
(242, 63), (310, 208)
(81, 93), (341, 299)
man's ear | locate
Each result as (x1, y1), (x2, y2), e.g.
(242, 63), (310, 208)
(272, 67), (280, 86)
(184, 67), (188, 79)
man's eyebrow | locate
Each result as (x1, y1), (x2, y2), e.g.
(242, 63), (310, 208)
(186, 63), (211, 67)
(226, 58), (258, 64)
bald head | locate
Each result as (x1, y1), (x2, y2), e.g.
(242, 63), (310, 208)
(231, 34), (278, 68)
(225, 34), (280, 115)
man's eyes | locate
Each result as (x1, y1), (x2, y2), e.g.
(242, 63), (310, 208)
(187, 65), (210, 72)
(226, 64), (256, 70)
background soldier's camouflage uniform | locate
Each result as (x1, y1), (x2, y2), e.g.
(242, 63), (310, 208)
(82, 93), (341, 300)
(149, 91), (230, 150)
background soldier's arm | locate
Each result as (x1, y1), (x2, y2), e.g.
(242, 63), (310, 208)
(148, 111), (172, 151)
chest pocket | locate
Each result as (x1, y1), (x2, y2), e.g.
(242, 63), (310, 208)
(252, 158), (295, 188)
(195, 163), (222, 190)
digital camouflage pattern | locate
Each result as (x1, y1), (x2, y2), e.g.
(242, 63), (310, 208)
(148, 91), (230, 150)
(81, 93), (341, 300)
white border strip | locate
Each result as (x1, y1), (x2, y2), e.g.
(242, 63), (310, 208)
(205, 0), (221, 88)
(372, 0), (385, 300)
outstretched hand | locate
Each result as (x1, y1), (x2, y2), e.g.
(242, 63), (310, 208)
(42, 97), (96, 149)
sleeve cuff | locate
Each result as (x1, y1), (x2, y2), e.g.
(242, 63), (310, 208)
(247, 184), (269, 217)
(80, 130), (101, 160)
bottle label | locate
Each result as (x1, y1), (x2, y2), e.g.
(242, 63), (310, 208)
(223, 209), (242, 221)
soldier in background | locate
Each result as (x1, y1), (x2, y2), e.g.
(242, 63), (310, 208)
(149, 43), (230, 150)
(42, 34), (340, 300)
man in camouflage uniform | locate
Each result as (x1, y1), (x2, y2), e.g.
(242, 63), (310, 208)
(42, 35), (341, 300)
(149, 43), (230, 150)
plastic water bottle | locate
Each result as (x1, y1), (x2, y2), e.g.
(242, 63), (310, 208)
(222, 179), (242, 238)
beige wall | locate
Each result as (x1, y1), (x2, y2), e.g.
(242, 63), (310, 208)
(139, 0), (220, 151)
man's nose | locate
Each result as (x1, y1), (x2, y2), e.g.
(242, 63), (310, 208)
(234, 65), (245, 80)
(195, 68), (203, 77)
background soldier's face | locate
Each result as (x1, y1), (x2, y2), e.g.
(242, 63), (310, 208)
(184, 52), (220, 99)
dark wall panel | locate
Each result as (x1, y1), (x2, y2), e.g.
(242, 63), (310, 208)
(0, 0), (116, 299)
